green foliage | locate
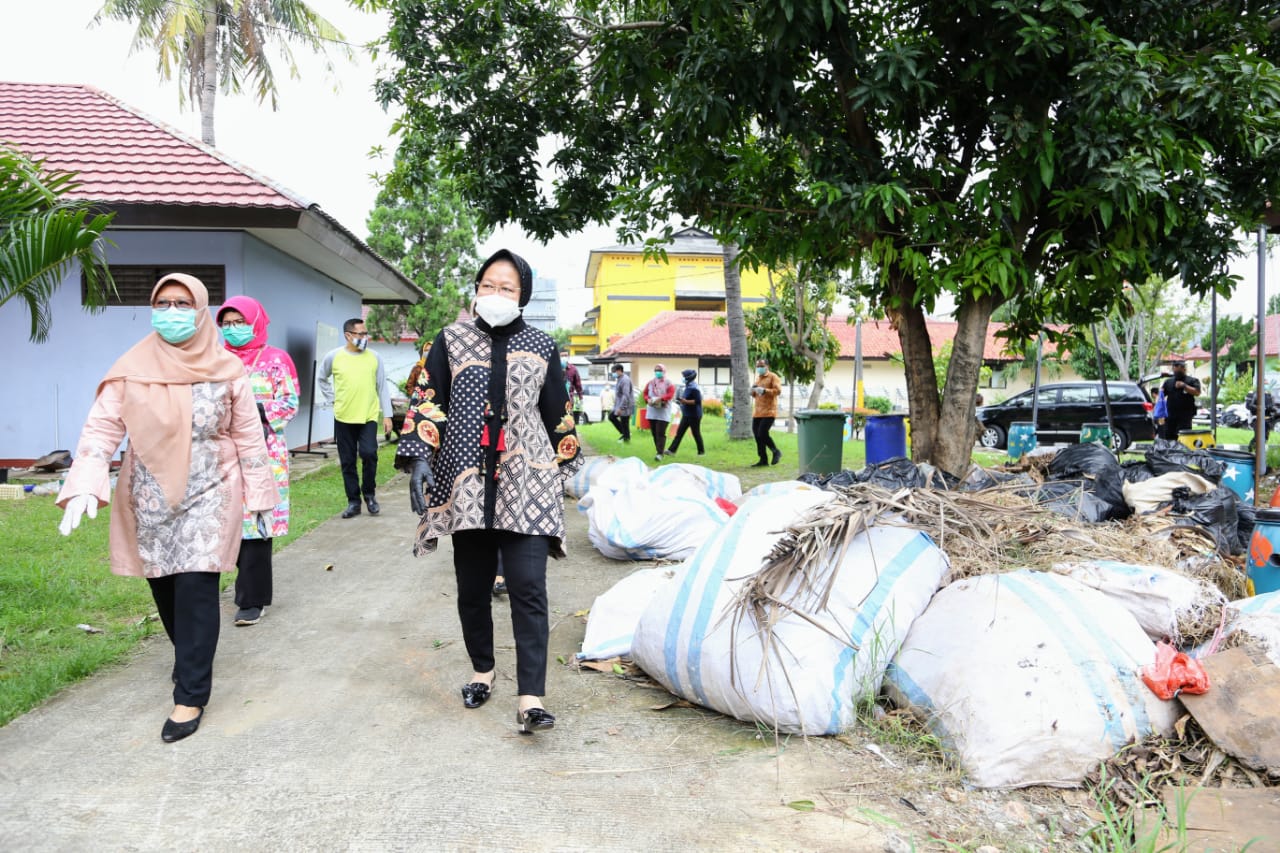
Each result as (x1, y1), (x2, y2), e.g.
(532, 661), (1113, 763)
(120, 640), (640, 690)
(364, 0), (1280, 472)
(863, 395), (892, 414)
(1221, 369), (1256, 406)
(745, 266), (840, 386)
(1069, 337), (1124, 381)
(818, 401), (840, 411)
(701, 398), (724, 417)
(0, 145), (115, 342)
(1268, 292), (1280, 317)
(95, 0), (352, 144)
(364, 156), (487, 344)
(1201, 315), (1257, 391)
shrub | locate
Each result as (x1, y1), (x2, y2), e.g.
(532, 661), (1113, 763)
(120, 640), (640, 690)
(818, 401), (841, 411)
(702, 398), (724, 417)
(723, 387), (733, 406)
(864, 394), (892, 414)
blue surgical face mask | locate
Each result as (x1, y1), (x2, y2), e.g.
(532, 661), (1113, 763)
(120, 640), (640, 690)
(561, 360), (568, 369)
(756, 366), (766, 375)
(222, 325), (254, 347)
(152, 307), (198, 344)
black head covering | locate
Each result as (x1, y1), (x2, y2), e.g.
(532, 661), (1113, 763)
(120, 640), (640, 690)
(475, 249), (534, 307)
(682, 369), (697, 382)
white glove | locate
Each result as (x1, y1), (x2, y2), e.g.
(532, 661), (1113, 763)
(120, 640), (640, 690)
(58, 495), (98, 536)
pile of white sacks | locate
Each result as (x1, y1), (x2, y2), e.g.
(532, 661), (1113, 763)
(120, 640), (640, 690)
(572, 458), (1249, 789)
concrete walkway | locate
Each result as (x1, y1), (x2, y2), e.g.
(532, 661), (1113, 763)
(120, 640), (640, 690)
(0, 473), (886, 852)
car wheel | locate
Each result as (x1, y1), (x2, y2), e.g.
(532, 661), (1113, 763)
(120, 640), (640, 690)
(980, 424), (1006, 450)
(1109, 427), (1129, 452)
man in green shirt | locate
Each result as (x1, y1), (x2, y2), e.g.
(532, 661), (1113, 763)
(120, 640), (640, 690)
(318, 318), (393, 518)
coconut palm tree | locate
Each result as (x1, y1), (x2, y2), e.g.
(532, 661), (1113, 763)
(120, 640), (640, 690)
(0, 145), (115, 343)
(95, 0), (353, 146)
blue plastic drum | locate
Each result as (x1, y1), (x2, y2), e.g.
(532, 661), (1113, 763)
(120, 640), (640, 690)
(1248, 508), (1280, 595)
(1007, 421), (1038, 461)
(865, 414), (907, 465)
(1208, 449), (1255, 503)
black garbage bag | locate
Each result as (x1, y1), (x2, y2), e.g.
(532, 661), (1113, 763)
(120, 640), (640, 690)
(1236, 500), (1257, 556)
(849, 457), (957, 490)
(1169, 486), (1240, 556)
(1035, 480), (1114, 524)
(796, 469), (859, 489)
(1047, 443), (1131, 520)
(1121, 459), (1156, 484)
(1146, 439), (1226, 482)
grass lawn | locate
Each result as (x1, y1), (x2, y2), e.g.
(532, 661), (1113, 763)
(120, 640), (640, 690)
(0, 443), (401, 727)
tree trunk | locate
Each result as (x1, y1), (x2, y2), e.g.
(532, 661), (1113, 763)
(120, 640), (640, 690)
(724, 243), (753, 439)
(889, 270), (940, 464)
(807, 354), (825, 409)
(200, 3), (218, 146)
(934, 292), (996, 476)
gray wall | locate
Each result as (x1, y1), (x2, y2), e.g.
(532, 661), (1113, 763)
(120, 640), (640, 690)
(1, 230), (362, 461)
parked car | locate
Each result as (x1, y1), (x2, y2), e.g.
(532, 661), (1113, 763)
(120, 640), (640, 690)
(579, 380), (611, 424)
(977, 381), (1155, 451)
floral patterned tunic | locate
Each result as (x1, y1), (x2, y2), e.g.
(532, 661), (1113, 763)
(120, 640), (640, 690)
(238, 348), (299, 539)
(396, 319), (582, 557)
(59, 377), (279, 578)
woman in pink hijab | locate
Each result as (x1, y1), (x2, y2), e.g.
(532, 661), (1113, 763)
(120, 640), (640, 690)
(216, 295), (299, 628)
(56, 274), (279, 743)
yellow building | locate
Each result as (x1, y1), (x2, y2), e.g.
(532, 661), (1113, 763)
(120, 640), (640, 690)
(571, 226), (774, 355)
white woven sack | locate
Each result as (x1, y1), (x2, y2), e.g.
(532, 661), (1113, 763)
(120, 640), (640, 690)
(1194, 592), (1280, 666)
(1121, 471), (1215, 514)
(739, 480), (821, 502)
(885, 570), (1179, 789)
(582, 476), (728, 561)
(1053, 560), (1226, 644)
(578, 566), (686, 661)
(631, 490), (949, 735)
(648, 463), (742, 501)
(565, 456), (616, 499)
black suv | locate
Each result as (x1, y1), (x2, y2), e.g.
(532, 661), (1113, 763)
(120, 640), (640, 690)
(977, 381), (1155, 451)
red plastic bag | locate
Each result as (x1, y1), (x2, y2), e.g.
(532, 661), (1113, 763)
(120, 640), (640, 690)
(1141, 641), (1210, 700)
(714, 497), (738, 517)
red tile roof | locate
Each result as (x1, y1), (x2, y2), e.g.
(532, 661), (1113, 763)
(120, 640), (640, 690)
(1181, 314), (1280, 359)
(602, 311), (1041, 361)
(0, 81), (299, 209)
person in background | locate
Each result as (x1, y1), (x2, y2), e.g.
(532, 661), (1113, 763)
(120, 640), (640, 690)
(561, 349), (584, 424)
(318, 317), (393, 518)
(56, 273), (278, 743)
(667, 368), (705, 456)
(643, 363), (676, 462)
(1160, 360), (1201, 440)
(750, 357), (783, 467)
(216, 296), (299, 627)
(609, 363), (634, 443)
(397, 249), (582, 735)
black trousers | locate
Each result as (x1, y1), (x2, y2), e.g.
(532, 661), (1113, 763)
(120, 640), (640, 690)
(649, 419), (669, 456)
(452, 529), (551, 696)
(753, 416), (779, 462)
(609, 412), (631, 440)
(1162, 413), (1193, 441)
(147, 572), (221, 707)
(234, 537), (273, 609)
(669, 415), (704, 454)
(334, 419), (378, 501)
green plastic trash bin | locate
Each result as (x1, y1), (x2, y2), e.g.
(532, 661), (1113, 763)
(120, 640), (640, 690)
(795, 409), (847, 475)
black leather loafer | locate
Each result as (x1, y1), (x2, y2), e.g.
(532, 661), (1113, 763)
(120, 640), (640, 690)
(341, 501), (361, 519)
(366, 496), (380, 515)
(517, 707), (555, 734)
(161, 707), (204, 743)
(461, 681), (492, 709)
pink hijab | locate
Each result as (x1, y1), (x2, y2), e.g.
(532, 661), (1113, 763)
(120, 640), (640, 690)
(217, 295), (270, 368)
(98, 273), (245, 508)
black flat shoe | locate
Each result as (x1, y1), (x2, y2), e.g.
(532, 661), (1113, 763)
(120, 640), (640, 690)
(365, 496), (380, 515)
(341, 501), (361, 519)
(492, 580), (508, 597)
(750, 460), (769, 468)
(517, 706), (555, 734)
(161, 708), (203, 743)
(461, 681), (492, 709)
(771, 449), (782, 465)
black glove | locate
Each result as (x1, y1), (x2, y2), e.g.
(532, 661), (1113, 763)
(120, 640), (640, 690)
(409, 453), (435, 515)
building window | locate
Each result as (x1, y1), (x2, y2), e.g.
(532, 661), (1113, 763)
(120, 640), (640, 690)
(986, 369), (1009, 389)
(697, 357), (732, 387)
(83, 265), (227, 306)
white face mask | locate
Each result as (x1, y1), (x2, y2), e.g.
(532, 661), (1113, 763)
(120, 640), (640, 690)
(474, 293), (521, 327)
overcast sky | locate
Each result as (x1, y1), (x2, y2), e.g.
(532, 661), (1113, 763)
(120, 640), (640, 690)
(3, 1), (1277, 329)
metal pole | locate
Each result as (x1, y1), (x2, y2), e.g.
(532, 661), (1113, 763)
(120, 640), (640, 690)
(1030, 332), (1044, 428)
(1091, 325), (1116, 450)
(1210, 291), (1219, 436)
(1257, 225), (1268, 505)
(854, 318), (864, 410)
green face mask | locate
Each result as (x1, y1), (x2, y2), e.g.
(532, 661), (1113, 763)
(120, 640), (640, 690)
(222, 325), (255, 347)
